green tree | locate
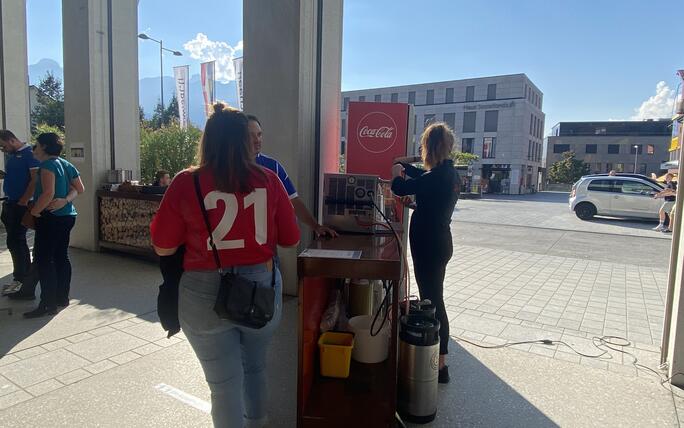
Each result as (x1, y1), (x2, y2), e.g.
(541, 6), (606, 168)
(451, 152), (479, 166)
(148, 96), (180, 130)
(32, 72), (65, 130)
(548, 151), (590, 184)
(140, 122), (201, 184)
(31, 123), (66, 158)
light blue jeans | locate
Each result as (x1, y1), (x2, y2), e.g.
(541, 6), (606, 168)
(179, 263), (282, 428)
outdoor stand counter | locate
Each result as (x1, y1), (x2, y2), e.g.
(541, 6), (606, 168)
(297, 234), (402, 427)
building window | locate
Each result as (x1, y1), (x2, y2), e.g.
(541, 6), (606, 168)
(484, 110), (499, 132)
(553, 144), (570, 154)
(530, 114), (534, 135)
(424, 114), (435, 126)
(374, 94), (381, 102)
(483, 137), (496, 158)
(445, 88), (454, 103)
(408, 91), (415, 105)
(585, 144), (597, 154)
(640, 163), (648, 175)
(647, 144), (655, 155)
(359, 95), (365, 102)
(608, 144), (620, 154)
(629, 145), (643, 155)
(462, 138), (474, 154)
(391, 93), (398, 103)
(426, 89), (434, 105)
(615, 163), (624, 172)
(463, 111), (476, 133)
(606, 163), (613, 172)
(466, 86), (475, 102)
(595, 127), (607, 135)
(595, 162), (602, 173)
(443, 113), (455, 130)
(341, 119), (346, 137)
(487, 84), (497, 100)
(343, 97), (349, 110)
(528, 140), (532, 160)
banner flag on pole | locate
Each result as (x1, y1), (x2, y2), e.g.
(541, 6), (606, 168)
(233, 57), (244, 110)
(200, 61), (216, 118)
(173, 65), (190, 129)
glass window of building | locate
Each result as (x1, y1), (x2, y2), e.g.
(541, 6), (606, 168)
(640, 163), (648, 175)
(630, 144), (643, 155)
(484, 110), (499, 132)
(647, 144), (655, 154)
(483, 137), (496, 158)
(595, 127), (607, 135)
(530, 114), (534, 135)
(595, 162), (602, 172)
(462, 138), (474, 154)
(606, 163), (613, 172)
(343, 97), (350, 110)
(487, 84), (497, 100)
(528, 141), (532, 160)
(374, 94), (381, 102)
(585, 144), (597, 154)
(424, 114), (436, 126)
(391, 92), (398, 103)
(341, 119), (346, 137)
(445, 88), (454, 103)
(608, 144), (620, 154)
(408, 91), (416, 105)
(554, 144), (570, 153)
(359, 95), (365, 102)
(463, 111), (476, 133)
(426, 89), (434, 105)
(615, 163), (624, 172)
(466, 86), (475, 102)
(443, 113), (455, 130)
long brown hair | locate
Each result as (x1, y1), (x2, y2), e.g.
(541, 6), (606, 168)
(420, 122), (454, 170)
(198, 102), (265, 193)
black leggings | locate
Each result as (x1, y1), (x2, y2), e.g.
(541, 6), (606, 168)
(35, 214), (75, 309)
(411, 241), (451, 355)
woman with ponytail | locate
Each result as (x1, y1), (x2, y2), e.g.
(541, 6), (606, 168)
(391, 122), (459, 384)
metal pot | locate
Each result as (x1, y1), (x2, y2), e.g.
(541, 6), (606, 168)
(107, 169), (133, 183)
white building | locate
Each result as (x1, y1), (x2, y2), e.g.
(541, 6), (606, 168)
(341, 74), (545, 194)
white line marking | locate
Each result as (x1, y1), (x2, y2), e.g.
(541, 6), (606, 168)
(155, 383), (211, 414)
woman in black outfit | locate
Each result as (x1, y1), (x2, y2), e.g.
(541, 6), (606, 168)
(391, 122), (459, 383)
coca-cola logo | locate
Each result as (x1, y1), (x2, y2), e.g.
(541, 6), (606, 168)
(356, 111), (398, 154)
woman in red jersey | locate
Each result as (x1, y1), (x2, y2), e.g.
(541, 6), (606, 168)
(151, 103), (300, 428)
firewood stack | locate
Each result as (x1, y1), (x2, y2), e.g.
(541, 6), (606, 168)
(100, 197), (160, 248)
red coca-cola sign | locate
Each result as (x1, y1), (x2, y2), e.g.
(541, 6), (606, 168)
(346, 101), (410, 180)
(356, 112), (397, 154)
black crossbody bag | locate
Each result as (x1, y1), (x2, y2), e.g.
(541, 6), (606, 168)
(193, 173), (276, 329)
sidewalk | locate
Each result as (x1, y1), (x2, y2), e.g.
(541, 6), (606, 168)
(0, 248), (682, 427)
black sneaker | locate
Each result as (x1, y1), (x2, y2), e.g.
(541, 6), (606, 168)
(8, 292), (36, 301)
(23, 306), (58, 319)
(438, 366), (450, 384)
(57, 300), (69, 308)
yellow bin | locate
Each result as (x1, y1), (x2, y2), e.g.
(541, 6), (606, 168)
(318, 332), (354, 378)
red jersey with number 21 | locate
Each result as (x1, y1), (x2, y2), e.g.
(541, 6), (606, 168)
(150, 168), (300, 270)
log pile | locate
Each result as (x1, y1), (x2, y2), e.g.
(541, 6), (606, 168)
(99, 197), (159, 248)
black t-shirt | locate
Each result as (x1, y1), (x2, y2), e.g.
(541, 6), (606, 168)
(666, 181), (677, 202)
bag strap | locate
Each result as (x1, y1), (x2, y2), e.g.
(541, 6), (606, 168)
(193, 172), (223, 275)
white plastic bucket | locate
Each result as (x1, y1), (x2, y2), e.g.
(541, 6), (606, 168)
(348, 315), (389, 363)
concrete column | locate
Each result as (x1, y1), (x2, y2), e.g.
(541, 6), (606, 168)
(243, 0), (343, 295)
(0, 0), (31, 144)
(62, 0), (139, 250)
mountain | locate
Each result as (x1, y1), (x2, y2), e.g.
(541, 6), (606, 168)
(28, 58), (237, 128)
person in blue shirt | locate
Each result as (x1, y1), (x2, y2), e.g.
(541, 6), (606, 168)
(23, 133), (84, 318)
(247, 115), (337, 238)
(0, 130), (40, 297)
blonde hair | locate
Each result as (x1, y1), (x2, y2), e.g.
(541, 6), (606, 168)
(420, 122), (454, 170)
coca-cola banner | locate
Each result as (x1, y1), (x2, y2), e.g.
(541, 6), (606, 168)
(346, 101), (411, 180)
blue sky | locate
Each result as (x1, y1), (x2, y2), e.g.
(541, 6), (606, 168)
(26, 0), (681, 134)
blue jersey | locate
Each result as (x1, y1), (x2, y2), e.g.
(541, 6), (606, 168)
(256, 153), (298, 199)
(3, 145), (40, 202)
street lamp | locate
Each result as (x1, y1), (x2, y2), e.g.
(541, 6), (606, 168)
(633, 144), (639, 174)
(137, 33), (183, 110)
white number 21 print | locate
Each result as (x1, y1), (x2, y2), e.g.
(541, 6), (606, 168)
(203, 189), (267, 250)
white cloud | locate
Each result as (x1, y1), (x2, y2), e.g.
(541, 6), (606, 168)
(631, 81), (677, 120)
(183, 33), (243, 83)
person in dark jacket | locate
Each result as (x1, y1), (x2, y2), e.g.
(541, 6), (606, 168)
(391, 122), (459, 384)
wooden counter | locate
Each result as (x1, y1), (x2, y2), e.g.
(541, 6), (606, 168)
(297, 234), (402, 428)
(97, 190), (162, 258)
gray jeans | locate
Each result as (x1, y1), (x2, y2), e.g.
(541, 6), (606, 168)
(179, 263), (282, 428)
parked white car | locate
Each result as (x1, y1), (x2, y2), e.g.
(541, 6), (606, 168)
(569, 174), (665, 220)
